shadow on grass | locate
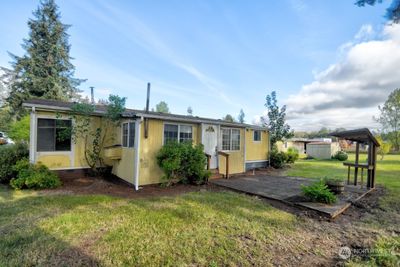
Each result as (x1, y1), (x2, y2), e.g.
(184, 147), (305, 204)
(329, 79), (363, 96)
(0, 194), (105, 266)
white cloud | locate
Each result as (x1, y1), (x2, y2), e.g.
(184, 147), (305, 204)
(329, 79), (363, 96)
(75, 1), (236, 107)
(282, 23), (400, 131)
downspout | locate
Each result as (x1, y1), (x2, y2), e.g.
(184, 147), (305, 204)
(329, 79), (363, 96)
(29, 107), (36, 164)
(268, 130), (271, 167)
(134, 117), (143, 190)
(243, 128), (246, 172)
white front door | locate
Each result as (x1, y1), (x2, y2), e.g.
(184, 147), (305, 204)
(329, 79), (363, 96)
(202, 124), (218, 169)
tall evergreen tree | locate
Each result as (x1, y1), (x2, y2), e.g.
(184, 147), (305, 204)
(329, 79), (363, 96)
(7, 0), (84, 117)
(238, 109), (245, 123)
(262, 91), (293, 145)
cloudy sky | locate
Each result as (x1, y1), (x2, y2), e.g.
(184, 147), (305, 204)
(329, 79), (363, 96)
(0, 0), (398, 131)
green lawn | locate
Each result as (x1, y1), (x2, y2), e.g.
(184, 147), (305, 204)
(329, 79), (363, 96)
(0, 187), (298, 266)
(0, 154), (398, 266)
(285, 153), (400, 210)
(285, 153), (400, 266)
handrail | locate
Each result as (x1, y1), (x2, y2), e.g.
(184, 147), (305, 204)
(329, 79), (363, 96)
(204, 153), (211, 170)
(217, 151), (230, 179)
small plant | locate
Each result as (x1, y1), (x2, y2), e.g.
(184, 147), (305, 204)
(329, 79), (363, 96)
(156, 141), (210, 186)
(270, 149), (288, 169)
(10, 159), (62, 189)
(0, 143), (29, 183)
(301, 180), (337, 204)
(333, 151), (348, 161)
(286, 147), (299, 163)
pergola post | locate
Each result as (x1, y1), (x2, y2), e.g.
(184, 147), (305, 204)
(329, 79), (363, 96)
(372, 144), (377, 188)
(354, 142), (360, 186)
(367, 142), (372, 188)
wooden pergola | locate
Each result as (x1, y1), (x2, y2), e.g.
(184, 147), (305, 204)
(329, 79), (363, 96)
(331, 128), (380, 189)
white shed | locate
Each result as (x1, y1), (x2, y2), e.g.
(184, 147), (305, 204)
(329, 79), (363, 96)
(306, 142), (340, 159)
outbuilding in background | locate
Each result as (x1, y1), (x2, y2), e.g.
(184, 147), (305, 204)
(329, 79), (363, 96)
(306, 142), (340, 159)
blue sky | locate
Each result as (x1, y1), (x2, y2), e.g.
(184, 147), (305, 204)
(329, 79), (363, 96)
(1, 0), (398, 131)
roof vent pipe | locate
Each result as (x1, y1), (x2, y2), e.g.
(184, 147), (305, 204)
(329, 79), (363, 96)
(146, 82), (150, 113)
(90, 86), (95, 104)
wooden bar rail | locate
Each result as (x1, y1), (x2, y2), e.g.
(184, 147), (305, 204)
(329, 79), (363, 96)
(343, 162), (374, 188)
(218, 151), (230, 179)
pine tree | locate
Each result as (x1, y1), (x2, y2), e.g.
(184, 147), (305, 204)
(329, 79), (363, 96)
(7, 0), (84, 117)
(238, 109), (245, 123)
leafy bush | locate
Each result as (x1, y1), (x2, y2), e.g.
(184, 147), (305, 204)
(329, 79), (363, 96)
(286, 147), (299, 163)
(333, 151), (348, 161)
(10, 159), (62, 189)
(301, 180), (337, 204)
(0, 143), (29, 183)
(8, 115), (30, 142)
(156, 141), (210, 186)
(270, 149), (288, 169)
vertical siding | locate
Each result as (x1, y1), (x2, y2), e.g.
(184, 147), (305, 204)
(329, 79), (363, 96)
(245, 129), (269, 161)
(110, 120), (135, 183)
(111, 147), (135, 183)
(138, 119), (200, 186)
(218, 128), (245, 175)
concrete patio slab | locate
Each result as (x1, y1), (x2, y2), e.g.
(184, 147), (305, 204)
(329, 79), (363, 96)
(211, 175), (373, 218)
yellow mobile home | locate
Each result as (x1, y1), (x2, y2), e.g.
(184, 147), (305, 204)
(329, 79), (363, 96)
(23, 99), (270, 190)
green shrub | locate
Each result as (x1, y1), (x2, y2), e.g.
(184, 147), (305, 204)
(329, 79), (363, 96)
(301, 180), (337, 204)
(10, 159), (62, 189)
(270, 149), (288, 169)
(286, 147), (299, 163)
(156, 141), (210, 186)
(0, 143), (29, 183)
(333, 151), (348, 161)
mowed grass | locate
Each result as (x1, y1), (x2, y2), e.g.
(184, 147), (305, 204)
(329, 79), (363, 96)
(285, 153), (400, 210)
(285, 153), (400, 265)
(0, 187), (296, 266)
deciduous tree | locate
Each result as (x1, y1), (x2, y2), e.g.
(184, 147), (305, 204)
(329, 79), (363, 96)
(155, 101), (170, 113)
(376, 88), (400, 151)
(262, 91), (293, 145)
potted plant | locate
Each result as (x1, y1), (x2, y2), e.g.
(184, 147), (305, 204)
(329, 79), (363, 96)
(324, 178), (345, 194)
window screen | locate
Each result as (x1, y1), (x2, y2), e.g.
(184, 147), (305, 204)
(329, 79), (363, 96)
(253, 130), (261, 141)
(122, 123), (128, 147)
(222, 128), (231, 150)
(128, 122), (135, 147)
(37, 119), (71, 152)
(179, 125), (192, 143)
(164, 124), (178, 143)
(221, 128), (241, 151)
(231, 129), (240, 150)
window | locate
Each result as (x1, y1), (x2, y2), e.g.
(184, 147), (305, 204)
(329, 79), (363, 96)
(164, 124), (192, 144)
(37, 118), (71, 152)
(253, 130), (261, 142)
(179, 125), (192, 143)
(221, 128), (241, 151)
(122, 122), (135, 148)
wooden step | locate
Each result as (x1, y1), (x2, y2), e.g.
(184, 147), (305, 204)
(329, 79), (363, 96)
(209, 169), (223, 179)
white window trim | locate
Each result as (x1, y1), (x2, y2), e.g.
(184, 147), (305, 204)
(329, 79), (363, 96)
(162, 122), (194, 145)
(121, 121), (136, 148)
(253, 130), (262, 142)
(221, 127), (241, 151)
